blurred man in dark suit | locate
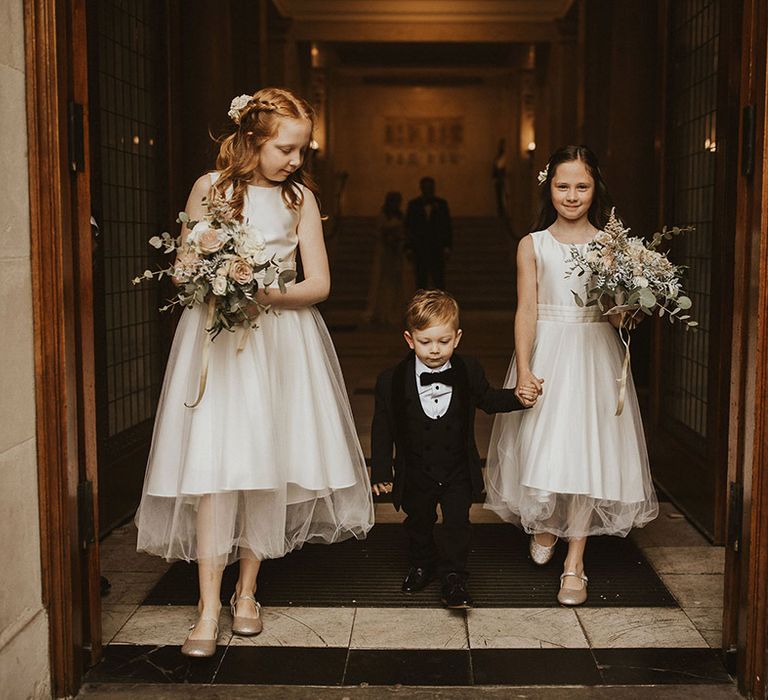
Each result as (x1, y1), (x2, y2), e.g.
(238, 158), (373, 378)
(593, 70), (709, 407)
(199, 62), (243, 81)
(405, 177), (452, 290)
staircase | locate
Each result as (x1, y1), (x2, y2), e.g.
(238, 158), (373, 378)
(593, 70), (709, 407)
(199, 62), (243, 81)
(325, 216), (517, 312)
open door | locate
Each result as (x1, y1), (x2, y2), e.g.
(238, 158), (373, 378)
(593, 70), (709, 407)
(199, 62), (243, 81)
(723, 0), (768, 694)
(85, 0), (172, 538)
(649, 0), (741, 542)
(26, 0), (103, 690)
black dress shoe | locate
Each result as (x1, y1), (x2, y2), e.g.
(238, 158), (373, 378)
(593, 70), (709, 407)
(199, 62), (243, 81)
(402, 566), (435, 593)
(441, 573), (473, 609)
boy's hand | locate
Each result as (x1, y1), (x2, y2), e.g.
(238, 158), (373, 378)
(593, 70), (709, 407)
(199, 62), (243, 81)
(515, 379), (543, 407)
(372, 482), (393, 496)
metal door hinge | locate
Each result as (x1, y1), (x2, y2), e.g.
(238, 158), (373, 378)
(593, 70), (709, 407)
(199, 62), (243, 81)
(741, 104), (755, 177)
(78, 480), (96, 548)
(727, 481), (743, 552)
(68, 101), (85, 173)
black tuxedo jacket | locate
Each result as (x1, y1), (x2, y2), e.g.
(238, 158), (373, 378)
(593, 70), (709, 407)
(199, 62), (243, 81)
(404, 196), (452, 251)
(370, 352), (526, 509)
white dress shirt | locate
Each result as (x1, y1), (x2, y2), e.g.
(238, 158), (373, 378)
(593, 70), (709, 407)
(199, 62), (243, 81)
(415, 357), (453, 419)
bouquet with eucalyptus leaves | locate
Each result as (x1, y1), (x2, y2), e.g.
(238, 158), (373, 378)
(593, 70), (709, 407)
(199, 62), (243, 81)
(566, 209), (696, 415)
(133, 189), (296, 341)
(567, 208), (697, 329)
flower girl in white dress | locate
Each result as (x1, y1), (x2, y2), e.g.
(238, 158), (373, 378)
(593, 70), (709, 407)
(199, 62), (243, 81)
(135, 88), (374, 655)
(484, 145), (658, 606)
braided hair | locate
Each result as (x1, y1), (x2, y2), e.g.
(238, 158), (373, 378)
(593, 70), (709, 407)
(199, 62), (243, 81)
(213, 87), (319, 220)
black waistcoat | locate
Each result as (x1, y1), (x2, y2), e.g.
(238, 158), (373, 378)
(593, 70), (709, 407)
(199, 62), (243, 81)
(404, 385), (468, 483)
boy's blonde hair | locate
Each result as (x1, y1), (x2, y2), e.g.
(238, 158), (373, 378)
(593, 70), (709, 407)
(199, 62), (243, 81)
(405, 289), (460, 331)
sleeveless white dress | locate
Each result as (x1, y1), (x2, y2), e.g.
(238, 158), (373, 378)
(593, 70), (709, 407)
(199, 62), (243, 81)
(135, 173), (374, 564)
(484, 229), (658, 538)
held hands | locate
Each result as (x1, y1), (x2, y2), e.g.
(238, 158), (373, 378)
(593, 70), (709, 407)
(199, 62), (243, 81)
(372, 482), (393, 496)
(515, 370), (544, 408)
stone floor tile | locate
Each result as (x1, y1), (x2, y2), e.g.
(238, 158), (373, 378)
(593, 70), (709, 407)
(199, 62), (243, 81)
(100, 543), (172, 575)
(373, 502), (504, 525)
(577, 607), (708, 648)
(374, 503), (406, 523)
(77, 683), (744, 699)
(684, 606), (724, 648)
(112, 605), (231, 645)
(350, 607), (467, 649)
(470, 504), (504, 523)
(229, 606), (354, 647)
(101, 605), (139, 644)
(467, 607), (588, 648)
(643, 546), (725, 575)
(660, 574), (724, 608)
(100, 572), (166, 606)
(630, 503), (709, 548)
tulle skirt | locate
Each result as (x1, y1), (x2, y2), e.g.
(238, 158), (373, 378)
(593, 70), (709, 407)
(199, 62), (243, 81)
(484, 319), (658, 538)
(135, 303), (374, 565)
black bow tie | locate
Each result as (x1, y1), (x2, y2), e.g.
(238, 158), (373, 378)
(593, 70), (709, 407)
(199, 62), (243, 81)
(420, 368), (455, 387)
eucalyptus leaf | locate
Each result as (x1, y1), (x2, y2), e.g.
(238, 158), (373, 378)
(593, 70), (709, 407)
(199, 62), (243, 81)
(677, 296), (692, 309)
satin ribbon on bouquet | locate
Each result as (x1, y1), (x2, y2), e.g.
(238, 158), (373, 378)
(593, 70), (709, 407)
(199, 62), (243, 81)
(185, 298), (217, 409)
(185, 299), (255, 408)
(604, 303), (640, 416)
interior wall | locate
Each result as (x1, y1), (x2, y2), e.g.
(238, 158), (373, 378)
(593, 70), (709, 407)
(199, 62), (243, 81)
(0, 0), (51, 697)
(581, 0), (658, 236)
(578, 0), (659, 390)
(330, 75), (518, 217)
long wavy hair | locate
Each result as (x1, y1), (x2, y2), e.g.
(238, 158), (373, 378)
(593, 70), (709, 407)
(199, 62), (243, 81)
(212, 87), (319, 221)
(533, 145), (613, 232)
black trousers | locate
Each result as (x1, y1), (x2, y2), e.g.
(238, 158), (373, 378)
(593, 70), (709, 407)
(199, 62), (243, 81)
(401, 469), (473, 578)
(413, 248), (446, 290)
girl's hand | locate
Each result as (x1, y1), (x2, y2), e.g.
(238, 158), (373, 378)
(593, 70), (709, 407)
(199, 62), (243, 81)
(372, 482), (393, 496)
(607, 308), (643, 330)
(516, 370), (544, 404)
(516, 383), (539, 407)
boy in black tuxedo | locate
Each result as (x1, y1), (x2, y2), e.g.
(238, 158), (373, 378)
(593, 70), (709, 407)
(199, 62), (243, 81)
(370, 290), (537, 608)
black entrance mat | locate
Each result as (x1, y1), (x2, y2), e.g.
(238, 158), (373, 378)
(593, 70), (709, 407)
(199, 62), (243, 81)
(143, 524), (675, 608)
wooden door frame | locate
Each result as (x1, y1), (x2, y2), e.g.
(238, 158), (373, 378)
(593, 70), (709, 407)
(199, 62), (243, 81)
(24, 0), (99, 695)
(727, 0), (768, 694)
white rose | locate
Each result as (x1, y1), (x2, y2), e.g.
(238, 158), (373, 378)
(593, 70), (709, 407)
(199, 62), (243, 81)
(585, 250), (601, 265)
(594, 231), (612, 245)
(212, 276), (228, 296)
(237, 228), (269, 265)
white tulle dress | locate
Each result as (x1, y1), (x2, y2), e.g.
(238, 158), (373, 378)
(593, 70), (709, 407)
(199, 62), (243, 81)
(484, 229), (658, 538)
(135, 173), (374, 564)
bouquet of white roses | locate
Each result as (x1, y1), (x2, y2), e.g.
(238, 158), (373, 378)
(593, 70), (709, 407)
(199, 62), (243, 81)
(133, 189), (296, 340)
(567, 208), (697, 329)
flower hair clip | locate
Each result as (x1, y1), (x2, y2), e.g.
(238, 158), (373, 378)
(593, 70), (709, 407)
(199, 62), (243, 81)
(228, 94), (253, 124)
(537, 163), (549, 186)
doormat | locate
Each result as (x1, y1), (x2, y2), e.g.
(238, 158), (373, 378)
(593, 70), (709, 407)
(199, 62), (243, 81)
(143, 524), (676, 608)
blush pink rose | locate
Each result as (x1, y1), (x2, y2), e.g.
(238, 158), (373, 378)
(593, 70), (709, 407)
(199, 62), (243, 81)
(191, 221), (226, 254)
(229, 258), (254, 285)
